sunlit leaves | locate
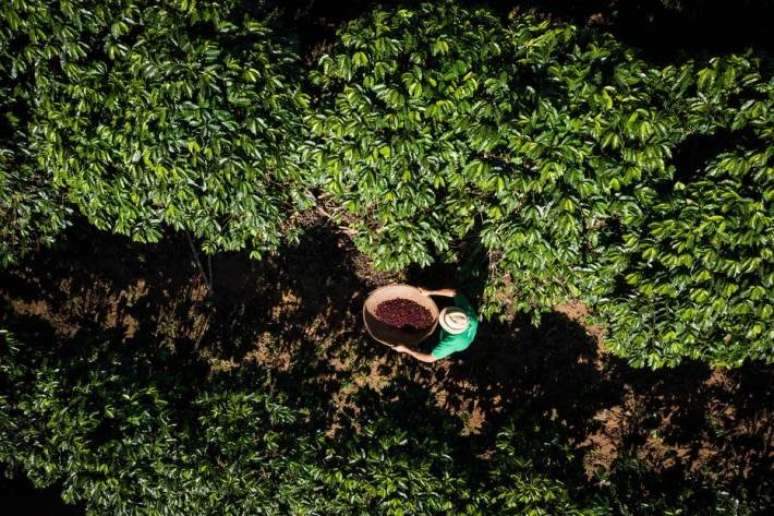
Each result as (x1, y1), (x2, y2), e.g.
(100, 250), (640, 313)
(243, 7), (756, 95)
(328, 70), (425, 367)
(307, 2), (774, 367)
(1, 0), (311, 260)
(1, 0), (772, 367)
(306, 1), (507, 271)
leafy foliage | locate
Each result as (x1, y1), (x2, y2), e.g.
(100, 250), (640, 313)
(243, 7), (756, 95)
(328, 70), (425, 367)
(480, 14), (690, 319)
(0, 4), (71, 266)
(307, 2), (773, 366)
(305, 3), (678, 316)
(0, 121), (70, 267)
(1, 0), (772, 367)
(4, 324), (766, 514)
(0, 325), (608, 514)
(0, 0), (311, 259)
(603, 55), (774, 367)
(307, 3), (508, 271)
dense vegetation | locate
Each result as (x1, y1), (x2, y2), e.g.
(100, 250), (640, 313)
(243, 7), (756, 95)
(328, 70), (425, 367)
(0, 325), (597, 514)
(0, 0), (772, 512)
(0, 0), (311, 259)
(3, 323), (765, 514)
(307, 3), (773, 368)
(3, 0), (771, 368)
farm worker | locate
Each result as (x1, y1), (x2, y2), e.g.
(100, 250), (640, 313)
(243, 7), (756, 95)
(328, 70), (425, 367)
(392, 288), (478, 363)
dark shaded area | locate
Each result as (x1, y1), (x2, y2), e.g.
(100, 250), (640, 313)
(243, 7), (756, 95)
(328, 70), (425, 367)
(0, 472), (83, 516)
(1, 221), (772, 512)
(455, 314), (772, 501)
(669, 126), (760, 186)
(405, 220), (490, 308)
(0, 219), (391, 423)
(0, 220), (371, 365)
(515, 0), (774, 59)
(273, 0), (774, 63)
(401, 232), (772, 505)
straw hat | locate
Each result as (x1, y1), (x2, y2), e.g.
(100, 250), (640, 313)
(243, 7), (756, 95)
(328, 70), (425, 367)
(439, 306), (469, 335)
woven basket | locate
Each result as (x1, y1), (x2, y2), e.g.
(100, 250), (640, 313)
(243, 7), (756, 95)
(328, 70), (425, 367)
(363, 284), (439, 346)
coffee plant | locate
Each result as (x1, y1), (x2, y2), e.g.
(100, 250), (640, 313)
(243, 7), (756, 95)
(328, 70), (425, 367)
(306, 2), (508, 271)
(480, 14), (693, 320)
(0, 117), (70, 267)
(306, 3), (681, 318)
(0, 326), (304, 514)
(4, 323), (762, 513)
(603, 55), (774, 367)
(0, 325), (610, 514)
(1, 0), (771, 367)
(0, 4), (71, 266)
(0, 0), (311, 259)
(307, 2), (773, 366)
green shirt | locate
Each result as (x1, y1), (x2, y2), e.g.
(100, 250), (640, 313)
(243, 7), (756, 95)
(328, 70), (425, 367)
(431, 295), (479, 360)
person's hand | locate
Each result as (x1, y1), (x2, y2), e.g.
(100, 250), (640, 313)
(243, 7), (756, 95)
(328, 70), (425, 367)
(392, 345), (409, 353)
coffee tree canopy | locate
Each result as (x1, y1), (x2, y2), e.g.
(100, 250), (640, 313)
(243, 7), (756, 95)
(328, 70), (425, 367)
(1, 0), (310, 259)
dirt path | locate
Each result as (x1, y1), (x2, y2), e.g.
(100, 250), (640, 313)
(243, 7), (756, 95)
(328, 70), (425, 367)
(1, 221), (772, 494)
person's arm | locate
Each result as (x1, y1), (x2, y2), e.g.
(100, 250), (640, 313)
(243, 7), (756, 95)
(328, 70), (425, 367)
(392, 345), (438, 363)
(417, 287), (456, 298)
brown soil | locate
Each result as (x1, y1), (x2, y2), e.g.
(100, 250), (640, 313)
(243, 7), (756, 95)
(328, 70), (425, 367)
(1, 221), (772, 495)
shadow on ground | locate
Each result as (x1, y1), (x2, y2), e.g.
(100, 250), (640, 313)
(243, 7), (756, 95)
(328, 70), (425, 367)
(0, 471), (83, 516)
(1, 221), (772, 503)
(279, 0), (774, 64)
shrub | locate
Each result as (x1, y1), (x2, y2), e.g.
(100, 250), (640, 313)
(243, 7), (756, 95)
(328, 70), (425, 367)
(306, 2), (508, 272)
(305, 3), (682, 318)
(481, 13), (692, 320)
(602, 55), (774, 367)
(0, 324), (313, 513)
(0, 0), (310, 259)
(5, 323), (759, 513)
(0, 117), (71, 267)
(0, 2), (71, 266)
(0, 325), (607, 514)
(308, 2), (774, 366)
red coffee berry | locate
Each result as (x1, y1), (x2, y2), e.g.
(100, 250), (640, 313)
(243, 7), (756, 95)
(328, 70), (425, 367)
(375, 298), (434, 332)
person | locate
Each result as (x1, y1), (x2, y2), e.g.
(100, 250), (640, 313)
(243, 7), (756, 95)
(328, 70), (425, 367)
(392, 287), (478, 363)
